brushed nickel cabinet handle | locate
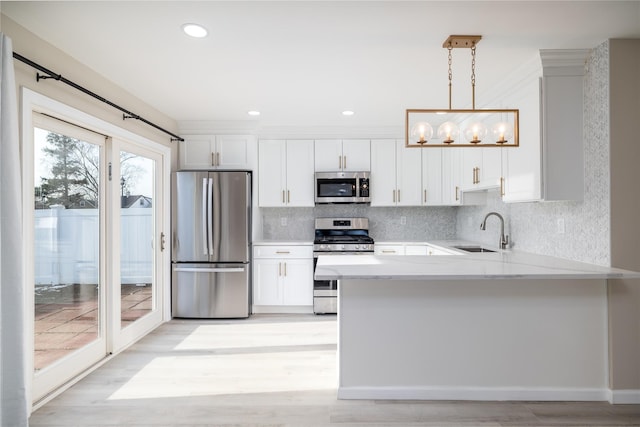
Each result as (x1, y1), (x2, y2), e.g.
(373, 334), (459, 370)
(276, 250), (290, 254)
(278, 262), (282, 276)
(284, 262), (287, 277)
(392, 190), (396, 203)
(211, 152), (215, 166)
(455, 186), (460, 201)
(382, 249), (396, 253)
(282, 190), (285, 204)
(287, 190), (290, 203)
(500, 177), (505, 196)
(398, 189), (401, 203)
(338, 156), (342, 169)
(216, 152), (220, 166)
(343, 156), (347, 169)
(424, 189), (427, 203)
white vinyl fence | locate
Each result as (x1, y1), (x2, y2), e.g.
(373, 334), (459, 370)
(35, 207), (153, 286)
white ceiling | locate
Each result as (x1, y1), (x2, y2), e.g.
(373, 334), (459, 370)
(2, 1), (640, 132)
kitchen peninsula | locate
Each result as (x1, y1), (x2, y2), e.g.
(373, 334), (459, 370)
(315, 247), (640, 403)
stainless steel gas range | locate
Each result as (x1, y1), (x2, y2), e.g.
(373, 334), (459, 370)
(313, 218), (374, 314)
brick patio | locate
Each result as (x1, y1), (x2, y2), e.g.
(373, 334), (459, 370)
(34, 283), (152, 370)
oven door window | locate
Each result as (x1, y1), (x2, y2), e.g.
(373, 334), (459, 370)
(317, 180), (356, 198)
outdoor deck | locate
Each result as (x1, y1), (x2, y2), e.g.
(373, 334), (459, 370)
(34, 283), (152, 370)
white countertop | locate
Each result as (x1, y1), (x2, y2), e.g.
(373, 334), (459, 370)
(315, 249), (640, 280)
(253, 240), (313, 246)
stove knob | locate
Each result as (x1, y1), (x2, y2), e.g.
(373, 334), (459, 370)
(341, 244), (345, 250)
(355, 245), (360, 249)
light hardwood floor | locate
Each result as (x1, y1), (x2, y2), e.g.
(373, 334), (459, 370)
(30, 314), (640, 426)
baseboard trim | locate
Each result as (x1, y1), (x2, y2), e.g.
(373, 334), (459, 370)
(337, 386), (610, 402)
(608, 389), (640, 404)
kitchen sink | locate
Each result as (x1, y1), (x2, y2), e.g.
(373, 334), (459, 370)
(453, 246), (496, 253)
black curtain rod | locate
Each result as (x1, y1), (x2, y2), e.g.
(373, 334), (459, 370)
(12, 51), (184, 142)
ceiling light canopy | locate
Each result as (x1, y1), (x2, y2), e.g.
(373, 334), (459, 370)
(342, 110), (355, 116)
(406, 35), (519, 148)
(247, 110), (261, 116)
(182, 23), (208, 38)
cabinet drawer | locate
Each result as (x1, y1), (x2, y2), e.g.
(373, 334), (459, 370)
(253, 245), (313, 259)
(374, 245), (405, 255)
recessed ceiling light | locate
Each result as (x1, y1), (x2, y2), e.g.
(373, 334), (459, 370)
(182, 23), (208, 38)
(248, 111), (261, 116)
(342, 110), (355, 116)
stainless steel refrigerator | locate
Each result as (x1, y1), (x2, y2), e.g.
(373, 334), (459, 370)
(172, 171), (251, 318)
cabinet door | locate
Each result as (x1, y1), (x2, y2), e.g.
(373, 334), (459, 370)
(258, 140), (287, 207)
(442, 149), (462, 205)
(253, 259), (282, 305)
(480, 148), (503, 189)
(405, 245), (428, 255)
(502, 77), (542, 202)
(396, 142), (422, 206)
(217, 135), (251, 169)
(286, 140), (315, 207)
(281, 259), (313, 306)
(179, 136), (215, 169)
(422, 148), (443, 205)
(314, 139), (342, 171)
(462, 148), (482, 190)
(370, 139), (397, 206)
(341, 139), (371, 171)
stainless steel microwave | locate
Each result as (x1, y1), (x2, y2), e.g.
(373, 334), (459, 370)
(314, 171), (370, 204)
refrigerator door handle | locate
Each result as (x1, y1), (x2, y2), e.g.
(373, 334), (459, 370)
(207, 177), (214, 258)
(201, 177), (209, 255)
(174, 267), (246, 273)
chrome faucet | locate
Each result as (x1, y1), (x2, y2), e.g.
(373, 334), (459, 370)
(480, 212), (509, 249)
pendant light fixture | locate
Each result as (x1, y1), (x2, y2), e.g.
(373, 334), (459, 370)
(405, 35), (519, 148)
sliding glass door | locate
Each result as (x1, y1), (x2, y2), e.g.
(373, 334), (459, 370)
(112, 142), (164, 349)
(28, 105), (168, 403)
(32, 114), (107, 400)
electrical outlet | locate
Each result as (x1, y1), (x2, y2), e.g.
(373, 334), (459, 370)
(280, 217), (287, 226)
(557, 218), (565, 234)
(400, 216), (406, 225)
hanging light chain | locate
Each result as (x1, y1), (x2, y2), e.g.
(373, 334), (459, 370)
(447, 43), (453, 110)
(470, 42), (477, 109)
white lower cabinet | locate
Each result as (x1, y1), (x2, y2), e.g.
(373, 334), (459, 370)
(376, 243), (459, 256)
(253, 244), (313, 313)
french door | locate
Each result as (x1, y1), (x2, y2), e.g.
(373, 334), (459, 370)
(28, 104), (168, 403)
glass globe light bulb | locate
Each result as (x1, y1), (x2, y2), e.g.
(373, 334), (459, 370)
(464, 122), (488, 144)
(491, 121), (513, 144)
(410, 122), (433, 144)
(436, 121), (459, 144)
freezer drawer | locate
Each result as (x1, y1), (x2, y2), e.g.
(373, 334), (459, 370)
(172, 263), (249, 318)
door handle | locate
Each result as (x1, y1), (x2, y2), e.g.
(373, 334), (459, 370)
(202, 178), (208, 255)
(160, 232), (166, 252)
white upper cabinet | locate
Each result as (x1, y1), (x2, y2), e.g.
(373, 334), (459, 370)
(315, 139), (370, 171)
(179, 135), (253, 169)
(461, 147), (503, 192)
(258, 140), (314, 207)
(370, 140), (422, 206)
(501, 49), (588, 203)
(422, 148), (444, 205)
(396, 144), (422, 206)
(441, 149), (462, 205)
(370, 139), (397, 206)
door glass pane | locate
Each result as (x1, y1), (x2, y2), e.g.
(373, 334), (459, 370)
(33, 127), (101, 371)
(120, 151), (155, 329)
